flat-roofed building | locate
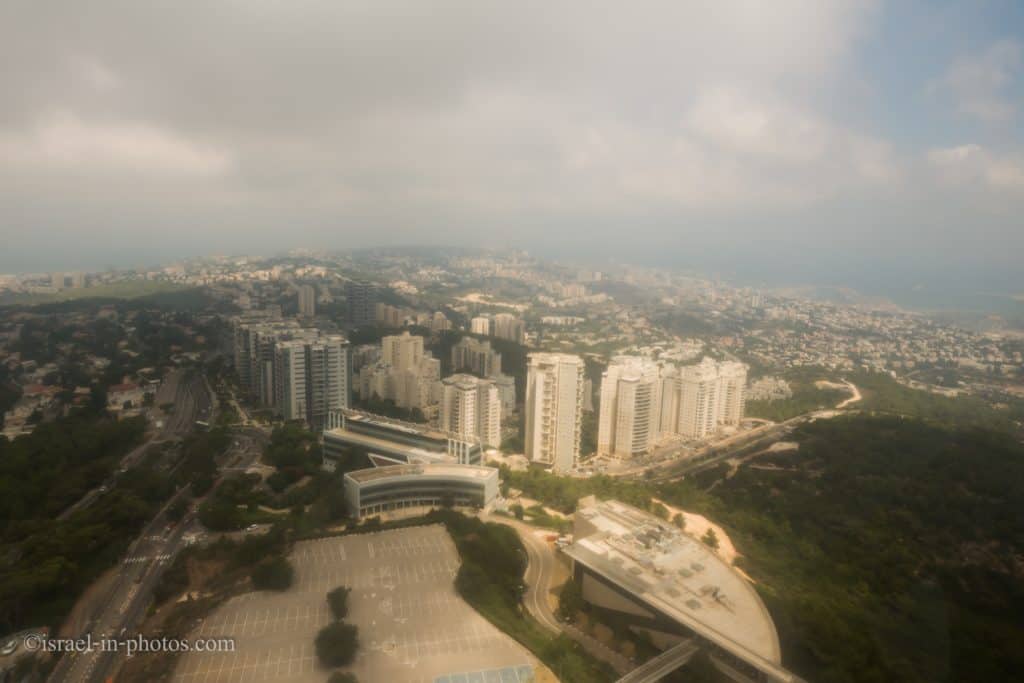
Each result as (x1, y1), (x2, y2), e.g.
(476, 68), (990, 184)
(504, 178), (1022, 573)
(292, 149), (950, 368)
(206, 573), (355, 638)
(343, 463), (499, 519)
(470, 316), (491, 336)
(382, 331), (424, 372)
(451, 336), (502, 377)
(493, 313), (525, 344)
(597, 356), (662, 458)
(297, 284), (316, 318)
(323, 409), (481, 470)
(345, 280), (378, 327)
(565, 499), (799, 683)
(440, 374), (502, 447)
(525, 352), (584, 472)
(661, 358), (749, 439)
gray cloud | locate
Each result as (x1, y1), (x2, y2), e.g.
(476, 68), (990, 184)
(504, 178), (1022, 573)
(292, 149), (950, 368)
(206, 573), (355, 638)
(0, 0), (1021, 283)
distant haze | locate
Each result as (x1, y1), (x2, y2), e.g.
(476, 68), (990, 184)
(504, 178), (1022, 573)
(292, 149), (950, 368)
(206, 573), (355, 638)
(1, 1), (1022, 298)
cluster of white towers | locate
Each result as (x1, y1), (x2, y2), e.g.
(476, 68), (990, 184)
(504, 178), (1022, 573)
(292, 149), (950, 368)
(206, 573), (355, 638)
(524, 351), (747, 471)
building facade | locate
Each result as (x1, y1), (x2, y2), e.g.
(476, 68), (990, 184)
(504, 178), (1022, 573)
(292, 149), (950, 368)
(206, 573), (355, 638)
(470, 316), (491, 336)
(451, 336), (502, 377)
(493, 313), (525, 344)
(525, 352), (584, 472)
(440, 374), (502, 447)
(345, 280), (378, 327)
(343, 464), (499, 519)
(297, 284), (316, 318)
(597, 356), (662, 457)
(661, 358), (748, 439)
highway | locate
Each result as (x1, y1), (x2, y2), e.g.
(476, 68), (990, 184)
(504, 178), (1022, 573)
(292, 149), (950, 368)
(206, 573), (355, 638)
(616, 382), (861, 484)
(615, 639), (700, 683)
(49, 428), (267, 683)
(57, 369), (211, 522)
(48, 488), (196, 683)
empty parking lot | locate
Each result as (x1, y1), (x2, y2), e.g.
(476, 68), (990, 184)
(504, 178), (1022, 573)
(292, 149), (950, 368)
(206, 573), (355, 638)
(174, 524), (536, 683)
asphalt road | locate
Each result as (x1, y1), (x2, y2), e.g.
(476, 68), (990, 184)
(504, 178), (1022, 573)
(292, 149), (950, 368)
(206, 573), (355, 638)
(47, 413), (268, 683)
(613, 383), (861, 483)
(487, 514), (634, 674)
(49, 489), (195, 683)
(486, 515), (563, 634)
(57, 369), (210, 522)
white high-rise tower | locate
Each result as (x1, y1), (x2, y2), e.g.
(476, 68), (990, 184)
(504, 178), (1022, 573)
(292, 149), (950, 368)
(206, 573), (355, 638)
(525, 353), (584, 473)
(440, 374), (502, 447)
(597, 356), (661, 457)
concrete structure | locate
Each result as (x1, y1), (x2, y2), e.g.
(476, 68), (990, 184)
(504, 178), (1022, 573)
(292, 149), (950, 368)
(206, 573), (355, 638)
(323, 409), (481, 469)
(470, 316), (491, 336)
(440, 374), (502, 447)
(598, 356), (662, 458)
(272, 334), (351, 429)
(717, 361), (747, 427)
(297, 284), (316, 318)
(451, 336), (502, 377)
(493, 313), (525, 344)
(343, 463), (499, 519)
(382, 331), (424, 372)
(492, 372), (517, 416)
(431, 311), (451, 332)
(231, 314), (349, 429)
(565, 499), (798, 683)
(345, 280), (378, 327)
(304, 335), (352, 431)
(272, 340), (308, 422)
(359, 332), (440, 413)
(525, 352), (584, 472)
(661, 358), (748, 439)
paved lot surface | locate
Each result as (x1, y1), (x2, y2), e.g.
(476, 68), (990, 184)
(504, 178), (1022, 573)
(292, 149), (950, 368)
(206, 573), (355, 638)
(174, 525), (535, 683)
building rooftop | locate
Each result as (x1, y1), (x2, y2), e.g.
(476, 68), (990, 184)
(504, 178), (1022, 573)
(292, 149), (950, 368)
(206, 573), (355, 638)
(324, 426), (457, 465)
(566, 500), (785, 676)
(345, 463), (498, 484)
(342, 410), (451, 442)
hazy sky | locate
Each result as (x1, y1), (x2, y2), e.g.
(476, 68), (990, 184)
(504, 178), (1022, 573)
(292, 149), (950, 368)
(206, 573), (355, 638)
(1, 1), (1022, 290)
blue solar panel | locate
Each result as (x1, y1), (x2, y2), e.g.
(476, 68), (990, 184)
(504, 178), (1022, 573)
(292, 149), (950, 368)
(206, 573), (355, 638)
(439, 665), (533, 683)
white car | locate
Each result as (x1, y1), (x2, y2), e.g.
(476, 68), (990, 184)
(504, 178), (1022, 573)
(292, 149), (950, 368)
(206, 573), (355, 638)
(1, 639), (19, 656)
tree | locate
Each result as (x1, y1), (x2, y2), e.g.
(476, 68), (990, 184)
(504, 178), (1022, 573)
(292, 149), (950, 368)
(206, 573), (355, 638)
(672, 513), (686, 530)
(327, 586), (351, 621)
(167, 498), (189, 522)
(701, 528), (719, 550)
(557, 578), (587, 621)
(251, 556), (294, 591)
(315, 622), (359, 667)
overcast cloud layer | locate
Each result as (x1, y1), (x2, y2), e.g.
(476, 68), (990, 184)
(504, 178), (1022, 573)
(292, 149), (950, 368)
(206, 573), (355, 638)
(0, 1), (1022, 289)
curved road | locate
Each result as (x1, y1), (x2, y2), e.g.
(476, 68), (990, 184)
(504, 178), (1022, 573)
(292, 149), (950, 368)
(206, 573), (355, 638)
(485, 514), (634, 674)
(487, 515), (562, 633)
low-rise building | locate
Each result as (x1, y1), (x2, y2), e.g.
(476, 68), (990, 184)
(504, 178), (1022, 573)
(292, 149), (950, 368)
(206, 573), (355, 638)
(343, 463), (499, 519)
